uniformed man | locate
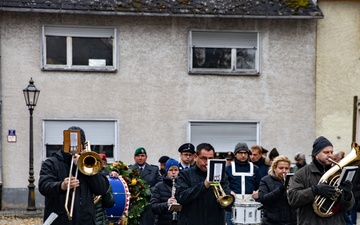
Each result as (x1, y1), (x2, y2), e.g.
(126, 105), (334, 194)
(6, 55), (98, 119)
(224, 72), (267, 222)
(129, 147), (162, 225)
(178, 143), (195, 171)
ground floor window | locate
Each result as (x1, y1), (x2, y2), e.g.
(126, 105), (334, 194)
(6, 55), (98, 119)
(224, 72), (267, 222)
(43, 119), (117, 161)
(188, 120), (260, 153)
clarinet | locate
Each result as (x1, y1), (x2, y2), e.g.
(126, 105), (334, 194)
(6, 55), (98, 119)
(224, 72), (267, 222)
(171, 177), (178, 223)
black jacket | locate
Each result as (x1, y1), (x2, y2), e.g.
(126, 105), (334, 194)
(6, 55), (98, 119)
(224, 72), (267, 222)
(150, 176), (175, 225)
(95, 180), (115, 225)
(258, 174), (297, 225)
(175, 165), (233, 225)
(39, 150), (109, 225)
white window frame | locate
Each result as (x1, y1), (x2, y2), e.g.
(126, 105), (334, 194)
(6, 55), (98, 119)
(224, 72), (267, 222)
(42, 119), (119, 163)
(188, 30), (260, 76)
(41, 25), (118, 72)
(187, 120), (261, 153)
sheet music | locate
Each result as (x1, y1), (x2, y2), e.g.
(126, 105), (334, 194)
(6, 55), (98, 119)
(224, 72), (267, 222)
(43, 212), (58, 225)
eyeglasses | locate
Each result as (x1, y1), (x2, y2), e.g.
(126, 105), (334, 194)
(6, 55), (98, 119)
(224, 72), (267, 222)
(197, 155), (214, 161)
(237, 152), (248, 155)
(182, 153), (193, 157)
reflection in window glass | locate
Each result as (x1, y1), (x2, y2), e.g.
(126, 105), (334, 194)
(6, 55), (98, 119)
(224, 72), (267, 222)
(236, 49), (256, 70)
(46, 144), (114, 158)
(73, 37), (113, 66)
(193, 47), (231, 69)
(46, 36), (66, 65)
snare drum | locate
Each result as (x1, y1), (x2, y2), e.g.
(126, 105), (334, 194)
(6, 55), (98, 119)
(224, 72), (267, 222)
(232, 201), (262, 225)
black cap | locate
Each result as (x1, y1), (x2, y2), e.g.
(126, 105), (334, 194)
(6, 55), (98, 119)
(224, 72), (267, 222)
(158, 155), (170, 163)
(261, 147), (269, 154)
(178, 143), (195, 154)
(225, 151), (235, 160)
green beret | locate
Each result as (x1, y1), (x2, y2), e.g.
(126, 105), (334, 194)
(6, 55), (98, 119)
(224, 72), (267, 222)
(134, 147), (147, 156)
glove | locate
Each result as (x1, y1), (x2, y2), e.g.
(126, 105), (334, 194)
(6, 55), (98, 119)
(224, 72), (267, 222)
(340, 180), (353, 200)
(312, 183), (336, 198)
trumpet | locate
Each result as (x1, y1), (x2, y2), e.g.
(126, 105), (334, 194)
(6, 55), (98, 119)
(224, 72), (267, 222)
(63, 130), (103, 220)
(210, 176), (234, 207)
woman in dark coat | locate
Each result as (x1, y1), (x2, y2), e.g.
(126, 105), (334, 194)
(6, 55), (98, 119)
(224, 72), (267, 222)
(258, 155), (297, 225)
(150, 158), (180, 225)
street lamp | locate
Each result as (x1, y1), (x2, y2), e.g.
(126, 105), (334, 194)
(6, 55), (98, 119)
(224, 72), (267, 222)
(23, 78), (40, 211)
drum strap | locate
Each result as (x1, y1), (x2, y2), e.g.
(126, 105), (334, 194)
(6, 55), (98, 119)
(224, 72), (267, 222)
(231, 161), (254, 196)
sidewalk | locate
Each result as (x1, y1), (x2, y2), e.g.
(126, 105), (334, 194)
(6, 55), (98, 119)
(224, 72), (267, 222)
(0, 209), (43, 225)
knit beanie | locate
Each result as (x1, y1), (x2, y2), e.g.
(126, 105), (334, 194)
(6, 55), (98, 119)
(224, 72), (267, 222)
(165, 158), (179, 172)
(234, 142), (250, 155)
(312, 136), (333, 156)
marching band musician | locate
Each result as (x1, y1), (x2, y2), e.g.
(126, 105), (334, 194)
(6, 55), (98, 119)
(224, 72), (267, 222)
(258, 155), (297, 225)
(39, 126), (110, 225)
(287, 136), (354, 225)
(225, 142), (261, 225)
(150, 158), (181, 225)
(175, 143), (233, 225)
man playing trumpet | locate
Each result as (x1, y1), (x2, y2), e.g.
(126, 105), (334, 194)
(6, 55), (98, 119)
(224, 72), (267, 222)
(39, 126), (109, 225)
(175, 143), (233, 225)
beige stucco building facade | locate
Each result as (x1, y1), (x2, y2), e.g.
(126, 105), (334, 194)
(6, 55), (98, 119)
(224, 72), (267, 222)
(316, 0), (360, 152)
(0, 7), (320, 207)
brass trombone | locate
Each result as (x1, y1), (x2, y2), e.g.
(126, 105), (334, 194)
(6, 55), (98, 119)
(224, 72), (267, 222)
(63, 130), (103, 220)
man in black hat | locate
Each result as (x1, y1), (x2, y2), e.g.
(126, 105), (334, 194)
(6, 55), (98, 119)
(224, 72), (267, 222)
(288, 136), (354, 225)
(158, 155), (170, 176)
(225, 142), (261, 225)
(178, 143), (195, 171)
(225, 151), (235, 166)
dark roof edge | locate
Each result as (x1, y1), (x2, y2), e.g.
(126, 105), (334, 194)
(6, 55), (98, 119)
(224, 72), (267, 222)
(0, 7), (324, 19)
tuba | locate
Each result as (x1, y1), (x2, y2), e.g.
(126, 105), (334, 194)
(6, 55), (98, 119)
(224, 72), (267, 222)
(313, 142), (360, 217)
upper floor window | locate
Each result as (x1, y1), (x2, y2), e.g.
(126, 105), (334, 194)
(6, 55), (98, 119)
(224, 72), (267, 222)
(41, 25), (117, 72)
(189, 30), (260, 75)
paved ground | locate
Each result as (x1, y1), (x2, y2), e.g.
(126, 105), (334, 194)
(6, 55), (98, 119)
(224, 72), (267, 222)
(0, 210), (358, 224)
(0, 209), (43, 225)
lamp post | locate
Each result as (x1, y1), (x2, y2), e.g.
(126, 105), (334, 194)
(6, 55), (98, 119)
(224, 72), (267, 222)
(23, 78), (40, 211)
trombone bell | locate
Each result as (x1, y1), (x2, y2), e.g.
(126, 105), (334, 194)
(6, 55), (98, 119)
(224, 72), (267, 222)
(78, 151), (103, 176)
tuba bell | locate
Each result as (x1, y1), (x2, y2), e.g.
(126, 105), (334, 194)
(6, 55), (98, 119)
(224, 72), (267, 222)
(313, 142), (360, 217)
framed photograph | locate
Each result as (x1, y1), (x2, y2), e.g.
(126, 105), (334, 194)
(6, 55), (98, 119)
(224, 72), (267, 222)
(338, 166), (358, 184)
(206, 159), (226, 182)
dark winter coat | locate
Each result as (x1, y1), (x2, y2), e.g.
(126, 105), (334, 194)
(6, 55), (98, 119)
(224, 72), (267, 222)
(226, 159), (261, 194)
(150, 176), (175, 225)
(39, 150), (109, 225)
(258, 174), (297, 225)
(94, 183), (115, 225)
(175, 165), (233, 225)
(287, 160), (354, 225)
(253, 157), (270, 179)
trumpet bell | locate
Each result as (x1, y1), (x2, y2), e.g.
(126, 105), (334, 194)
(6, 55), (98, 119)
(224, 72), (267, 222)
(220, 195), (233, 207)
(78, 152), (103, 176)
(211, 183), (234, 207)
